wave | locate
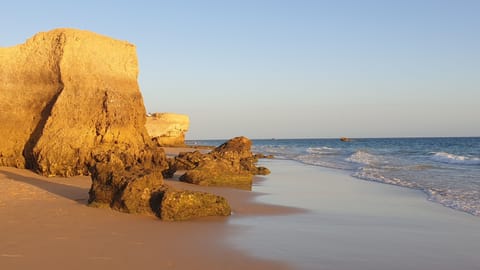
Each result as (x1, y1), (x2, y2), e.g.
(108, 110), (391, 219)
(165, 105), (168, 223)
(431, 152), (480, 165)
(345, 150), (384, 166)
(425, 188), (480, 216)
(306, 147), (339, 155)
(352, 167), (419, 188)
(252, 145), (291, 159)
(353, 168), (480, 216)
(295, 154), (353, 170)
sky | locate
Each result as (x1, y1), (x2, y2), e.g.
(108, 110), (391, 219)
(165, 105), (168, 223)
(1, 0), (479, 139)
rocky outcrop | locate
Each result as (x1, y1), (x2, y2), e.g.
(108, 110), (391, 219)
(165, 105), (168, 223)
(0, 29), (231, 221)
(146, 113), (189, 146)
(167, 137), (270, 189)
(0, 28), (162, 177)
(88, 151), (231, 220)
(87, 150), (166, 215)
(157, 189), (231, 221)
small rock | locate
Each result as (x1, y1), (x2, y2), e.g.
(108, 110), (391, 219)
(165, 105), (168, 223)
(158, 189), (231, 221)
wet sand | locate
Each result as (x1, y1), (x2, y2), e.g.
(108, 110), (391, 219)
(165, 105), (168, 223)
(3, 148), (480, 270)
(0, 153), (299, 270)
(230, 159), (480, 270)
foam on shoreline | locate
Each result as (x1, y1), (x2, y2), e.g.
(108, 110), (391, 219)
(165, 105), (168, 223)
(229, 159), (480, 270)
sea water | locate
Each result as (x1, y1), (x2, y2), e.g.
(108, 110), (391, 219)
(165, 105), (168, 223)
(189, 137), (480, 216)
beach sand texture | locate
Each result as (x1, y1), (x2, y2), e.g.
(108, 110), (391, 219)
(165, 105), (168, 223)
(0, 165), (295, 270)
(3, 154), (480, 270)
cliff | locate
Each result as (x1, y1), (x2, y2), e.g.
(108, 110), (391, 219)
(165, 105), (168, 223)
(0, 29), (231, 220)
(146, 113), (189, 146)
(0, 28), (164, 176)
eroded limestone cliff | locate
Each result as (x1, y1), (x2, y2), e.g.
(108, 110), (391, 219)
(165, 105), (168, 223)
(146, 113), (189, 146)
(0, 28), (160, 176)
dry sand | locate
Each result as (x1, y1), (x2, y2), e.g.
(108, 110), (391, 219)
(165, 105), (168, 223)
(0, 147), (300, 270)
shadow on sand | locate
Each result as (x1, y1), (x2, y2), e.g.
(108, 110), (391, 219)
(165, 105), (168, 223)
(0, 168), (90, 204)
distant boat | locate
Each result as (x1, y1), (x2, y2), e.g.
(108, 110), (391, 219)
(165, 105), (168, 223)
(340, 137), (351, 142)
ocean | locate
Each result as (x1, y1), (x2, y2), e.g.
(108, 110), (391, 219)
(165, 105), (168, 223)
(189, 137), (480, 216)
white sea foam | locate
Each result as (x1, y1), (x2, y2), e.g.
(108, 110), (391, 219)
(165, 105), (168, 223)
(306, 147), (339, 155)
(250, 138), (480, 217)
(295, 154), (352, 170)
(431, 152), (480, 165)
(252, 145), (290, 159)
(425, 188), (480, 216)
(346, 150), (383, 165)
(352, 167), (418, 188)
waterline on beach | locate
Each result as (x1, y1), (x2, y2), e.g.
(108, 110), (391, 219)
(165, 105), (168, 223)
(227, 159), (480, 270)
(190, 137), (480, 216)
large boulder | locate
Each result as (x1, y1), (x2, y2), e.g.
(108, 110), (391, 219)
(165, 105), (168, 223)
(172, 137), (270, 189)
(179, 158), (255, 189)
(87, 149), (166, 215)
(157, 188), (231, 221)
(146, 113), (189, 146)
(0, 28), (163, 177)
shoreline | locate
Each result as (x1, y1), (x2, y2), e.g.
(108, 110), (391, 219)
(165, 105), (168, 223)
(0, 154), (298, 270)
(231, 158), (480, 270)
(2, 147), (480, 269)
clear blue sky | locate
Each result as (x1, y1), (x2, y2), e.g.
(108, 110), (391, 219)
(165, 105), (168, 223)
(2, 0), (479, 139)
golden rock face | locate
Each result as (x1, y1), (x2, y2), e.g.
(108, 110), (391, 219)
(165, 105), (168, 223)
(146, 113), (190, 146)
(0, 28), (157, 176)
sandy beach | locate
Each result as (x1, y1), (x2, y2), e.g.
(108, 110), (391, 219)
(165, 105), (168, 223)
(0, 147), (297, 270)
(2, 3), (479, 269)
(2, 148), (480, 270)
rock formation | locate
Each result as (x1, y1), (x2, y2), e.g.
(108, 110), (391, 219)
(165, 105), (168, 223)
(157, 188), (231, 221)
(0, 28), (231, 220)
(0, 28), (161, 176)
(88, 151), (231, 220)
(87, 150), (166, 215)
(146, 113), (189, 146)
(167, 137), (270, 189)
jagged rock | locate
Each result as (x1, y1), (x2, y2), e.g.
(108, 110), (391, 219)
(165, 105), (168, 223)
(174, 150), (205, 170)
(88, 149), (166, 215)
(180, 160), (254, 189)
(146, 113), (189, 146)
(0, 28), (164, 177)
(88, 154), (231, 221)
(158, 188), (231, 221)
(162, 150), (205, 178)
(174, 137), (270, 189)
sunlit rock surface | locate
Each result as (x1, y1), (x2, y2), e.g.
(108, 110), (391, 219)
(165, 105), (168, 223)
(146, 113), (189, 146)
(0, 28), (163, 177)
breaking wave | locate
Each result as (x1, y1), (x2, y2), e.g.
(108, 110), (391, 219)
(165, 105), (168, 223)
(431, 152), (480, 165)
(346, 150), (384, 166)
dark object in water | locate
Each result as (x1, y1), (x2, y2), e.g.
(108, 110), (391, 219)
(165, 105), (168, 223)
(340, 137), (351, 142)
